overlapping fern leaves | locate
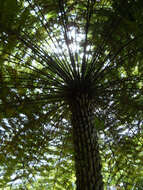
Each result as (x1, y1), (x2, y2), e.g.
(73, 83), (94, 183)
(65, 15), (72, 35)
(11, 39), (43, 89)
(0, 0), (143, 189)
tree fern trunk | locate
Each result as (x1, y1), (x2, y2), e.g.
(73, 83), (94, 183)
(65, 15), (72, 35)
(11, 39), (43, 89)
(70, 95), (104, 190)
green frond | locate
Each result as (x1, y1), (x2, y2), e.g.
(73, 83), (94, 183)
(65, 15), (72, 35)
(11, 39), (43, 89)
(0, 0), (143, 189)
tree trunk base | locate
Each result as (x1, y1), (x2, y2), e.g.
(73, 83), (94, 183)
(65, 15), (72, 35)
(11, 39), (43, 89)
(70, 96), (104, 190)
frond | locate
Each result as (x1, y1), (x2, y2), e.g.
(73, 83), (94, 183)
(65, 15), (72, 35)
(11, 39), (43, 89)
(0, 0), (143, 188)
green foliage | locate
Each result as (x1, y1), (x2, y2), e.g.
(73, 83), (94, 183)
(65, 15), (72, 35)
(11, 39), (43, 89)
(0, 0), (143, 189)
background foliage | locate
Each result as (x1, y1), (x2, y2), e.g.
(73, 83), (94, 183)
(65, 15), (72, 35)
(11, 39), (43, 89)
(0, 0), (143, 189)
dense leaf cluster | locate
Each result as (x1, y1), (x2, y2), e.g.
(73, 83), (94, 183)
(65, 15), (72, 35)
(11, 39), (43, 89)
(0, 0), (143, 189)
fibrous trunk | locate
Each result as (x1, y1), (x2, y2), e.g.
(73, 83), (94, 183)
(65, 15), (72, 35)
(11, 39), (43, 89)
(70, 95), (104, 190)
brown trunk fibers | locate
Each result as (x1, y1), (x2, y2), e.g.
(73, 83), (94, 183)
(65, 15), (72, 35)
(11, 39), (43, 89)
(70, 95), (104, 190)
